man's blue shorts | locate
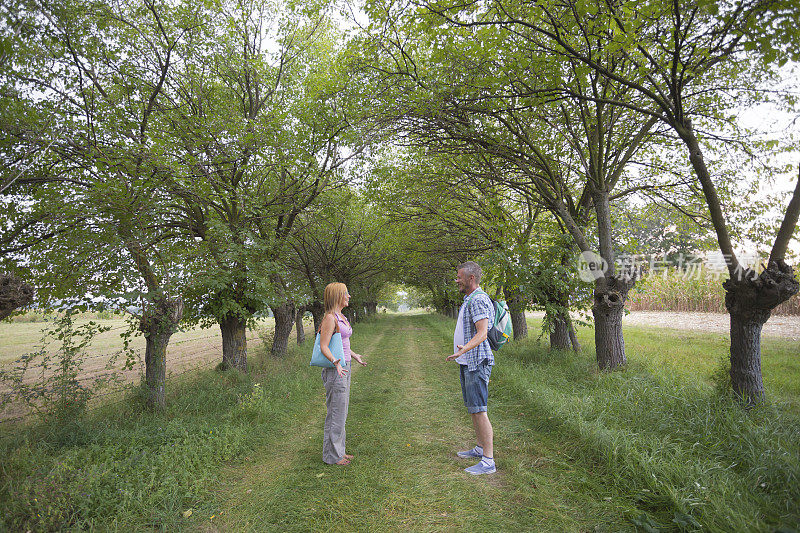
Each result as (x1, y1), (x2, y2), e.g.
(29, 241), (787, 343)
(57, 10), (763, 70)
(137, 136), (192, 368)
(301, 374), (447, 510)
(459, 360), (492, 414)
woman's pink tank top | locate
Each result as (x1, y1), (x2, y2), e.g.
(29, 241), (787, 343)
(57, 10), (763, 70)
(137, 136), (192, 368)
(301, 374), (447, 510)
(336, 313), (352, 363)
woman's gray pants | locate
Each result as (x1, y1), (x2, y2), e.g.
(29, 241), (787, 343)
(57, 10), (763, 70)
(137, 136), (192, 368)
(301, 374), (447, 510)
(322, 366), (350, 464)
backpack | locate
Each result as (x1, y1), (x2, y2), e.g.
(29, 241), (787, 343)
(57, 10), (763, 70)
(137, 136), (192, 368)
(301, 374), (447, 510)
(466, 289), (513, 351)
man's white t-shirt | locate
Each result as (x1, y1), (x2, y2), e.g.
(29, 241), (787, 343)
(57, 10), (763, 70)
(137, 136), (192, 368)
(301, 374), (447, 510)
(453, 301), (468, 365)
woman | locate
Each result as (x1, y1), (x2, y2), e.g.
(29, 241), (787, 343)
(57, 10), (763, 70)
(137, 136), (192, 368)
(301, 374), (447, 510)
(319, 282), (367, 465)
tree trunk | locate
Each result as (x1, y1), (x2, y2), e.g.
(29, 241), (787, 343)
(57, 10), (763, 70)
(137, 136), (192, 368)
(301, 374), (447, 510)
(549, 311), (571, 351)
(593, 275), (631, 370)
(366, 301), (378, 315)
(728, 309), (767, 404)
(0, 274), (34, 320)
(452, 301), (461, 318)
(220, 314), (248, 371)
(295, 306), (306, 345)
(270, 300), (295, 357)
(342, 306), (355, 323)
(724, 260), (799, 403)
(308, 300), (324, 332)
(568, 321), (582, 353)
(591, 185), (632, 370)
(144, 332), (169, 410)
(503, 287), (528, 340)
(510, 308), (527, 340)
(140, 296), (183, 410)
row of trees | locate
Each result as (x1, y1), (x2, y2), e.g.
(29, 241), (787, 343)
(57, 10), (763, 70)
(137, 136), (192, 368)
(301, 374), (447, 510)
(0, 0), (397, 409)
(355, 0), (800, 402)
(2, 0), (798, 407)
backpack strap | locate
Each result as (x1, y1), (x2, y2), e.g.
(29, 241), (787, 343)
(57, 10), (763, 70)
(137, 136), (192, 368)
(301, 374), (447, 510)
(465, 288), (486, 307)
(465, 289), (491, 316)
(466, 289), (499, 321)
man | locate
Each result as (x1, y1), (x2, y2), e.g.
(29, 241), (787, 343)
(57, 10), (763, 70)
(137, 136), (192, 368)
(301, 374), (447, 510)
(446, 261), (496, 475)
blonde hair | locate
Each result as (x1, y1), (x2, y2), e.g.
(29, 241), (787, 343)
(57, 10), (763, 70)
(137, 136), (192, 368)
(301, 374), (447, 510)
(323, 282), (348, 312)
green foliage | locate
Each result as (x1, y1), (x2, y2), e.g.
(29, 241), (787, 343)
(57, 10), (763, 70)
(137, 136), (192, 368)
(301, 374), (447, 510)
(612, 200), (718, 262)
(282, 188), (400, 308)
(236, 381), (267, 417)
(2, 0), (370, 330)
(375, 283), (424, 311)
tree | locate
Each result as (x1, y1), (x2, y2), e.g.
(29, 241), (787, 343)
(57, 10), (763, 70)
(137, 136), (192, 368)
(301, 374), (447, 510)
(0, 274), (33, 320)
(284, 189), (397, 329)
(160, 1), (370, 363)
(363, 148), (501, 318)
(1, 0), (202, 409)
(612, 200), (718, 263)
(371, 147), (585, 346)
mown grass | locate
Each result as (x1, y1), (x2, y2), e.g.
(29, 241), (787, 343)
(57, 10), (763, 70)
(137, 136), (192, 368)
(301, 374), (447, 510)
(204, 314), (626, 532)
(0, 314), (798, 532)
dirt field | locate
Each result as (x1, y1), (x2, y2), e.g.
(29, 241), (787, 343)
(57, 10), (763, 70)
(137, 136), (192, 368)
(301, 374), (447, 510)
(0, 317), (292, 422)
(621, 311), (800, 341)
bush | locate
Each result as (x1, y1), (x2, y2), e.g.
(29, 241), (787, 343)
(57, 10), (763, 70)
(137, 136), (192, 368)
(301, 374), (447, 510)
(0, 311), (128, 425)
(7, 310), (49, 323)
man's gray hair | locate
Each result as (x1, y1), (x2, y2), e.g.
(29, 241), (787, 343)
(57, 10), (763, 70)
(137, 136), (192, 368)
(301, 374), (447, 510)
(458, 261), (482, 283)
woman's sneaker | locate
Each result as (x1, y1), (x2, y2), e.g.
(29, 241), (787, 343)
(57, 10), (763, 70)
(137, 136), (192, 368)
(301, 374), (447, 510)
(465, 457), (496, 475)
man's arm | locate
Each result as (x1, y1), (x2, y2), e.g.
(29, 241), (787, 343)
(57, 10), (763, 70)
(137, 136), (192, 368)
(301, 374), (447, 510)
(446, 318), (488, 361)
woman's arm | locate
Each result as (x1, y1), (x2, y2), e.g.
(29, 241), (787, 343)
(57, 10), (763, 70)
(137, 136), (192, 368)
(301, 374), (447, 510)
(320, 314), (348, 376)
(351, 351), (367, 366)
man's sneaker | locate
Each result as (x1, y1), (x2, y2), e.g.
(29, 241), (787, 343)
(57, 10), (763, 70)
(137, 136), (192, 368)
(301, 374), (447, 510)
(465, 458), (496, 475)
(456, 446), (483, 459)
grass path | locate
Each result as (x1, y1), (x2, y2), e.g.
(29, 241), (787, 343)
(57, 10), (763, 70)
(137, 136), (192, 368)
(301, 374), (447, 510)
(199, 315), (631, 532)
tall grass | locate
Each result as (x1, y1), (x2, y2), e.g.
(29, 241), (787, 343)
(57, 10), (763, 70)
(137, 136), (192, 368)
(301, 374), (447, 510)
(628, 267), (800, 315)
(0, 339), (317, 531)
(494, 321), (800, 531)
